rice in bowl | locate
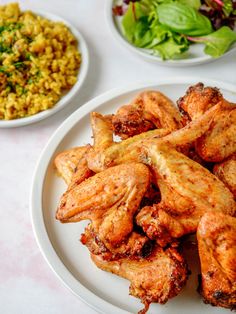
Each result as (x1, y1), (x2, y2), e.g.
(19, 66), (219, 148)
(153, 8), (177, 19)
(0, 3), (81, 120)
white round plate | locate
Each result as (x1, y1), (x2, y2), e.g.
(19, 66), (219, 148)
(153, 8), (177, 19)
(31, 77), (236, 314)
(0, 11), (89, 128)
(106, 0), (236, 67)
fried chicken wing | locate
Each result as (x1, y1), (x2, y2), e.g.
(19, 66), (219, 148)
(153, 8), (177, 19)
(160, 103), (219, 148)
(91, 245), (188, 313)
(87, 104), (218, 174)
(56, 163), (150, 253)
(55, 112), (113, 188)
(112, 91), (185, 139)
(177, 83), (236, 162)
(54, 145), (92, 188)
(213, 154), (236, 198)
(197, 212), (236, 309)
(81, 223), (150, 260)
(195, 102), (236, 162)
(87, 128), (170, 173)
(90, 112), (113, 150)
(136, 141), (236, 246)
(177, 82), (224, 120)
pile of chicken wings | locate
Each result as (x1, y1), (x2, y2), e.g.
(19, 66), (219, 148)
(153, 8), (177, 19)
(55, 83), (236, 313)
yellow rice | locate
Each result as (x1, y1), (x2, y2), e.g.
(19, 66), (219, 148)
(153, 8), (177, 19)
(0, 3), (81, 120)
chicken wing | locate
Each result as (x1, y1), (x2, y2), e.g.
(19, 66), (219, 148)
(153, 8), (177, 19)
(87, 103), (219, 173)
(177, 83), (236, 162)
(87, 128), (170, 173)
(90, 112), (113, 150)
(81, 223), (150, 260)
(136, 141), (236, 246)
(197, 212), (236, 309)
(213, 154), (236, 199)
(177, 82), (224, 120)
(195, 102), (236, 162)
(54, 112), (113, 188)
(112, 90), (185, 139)
(56, 163), (150, 253)
(54, 145), (92, 188)
(91, 245), (188, 314)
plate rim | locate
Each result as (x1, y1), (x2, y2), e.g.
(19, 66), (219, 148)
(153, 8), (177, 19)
(0, 10), (89, 128)
(105, 0), (236, 66)
(30, 77), (236, 314)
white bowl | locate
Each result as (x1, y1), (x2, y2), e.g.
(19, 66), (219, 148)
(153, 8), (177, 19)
(106, 0), (236, 67)
(0, 11), (89, 128)
(31, 77), (236, 314)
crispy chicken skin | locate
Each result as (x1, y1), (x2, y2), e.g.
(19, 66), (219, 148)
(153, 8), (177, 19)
(177, 83), (236, 162)
(213, 154), (236, 198)
(54, 112), (113, 187)
(136, 142), (236, 246)
(177, 82), (224, 120)
(87, 128), (170, 173)
(54, 145), (92, 188)
(197, 212), (236, 309)
(112, 91), (185, 139)
(160, 102), (219, 148)
(91, 245), (188, 314)
(90, 112), (113, 150)
(81, 223), (150, 260)
(195, 102), (236, 162)
(87, 103), (219, 173)
(56, 163), (150, 253)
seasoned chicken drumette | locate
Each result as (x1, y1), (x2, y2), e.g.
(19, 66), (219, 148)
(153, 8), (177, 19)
(177, 83), (236, 162)
(136, 141), (236, 247)
(112, 90), (185, 139)
(56, 163), (150, 255)
(91, 245), (188, 314)
(197, 212), (236, 309)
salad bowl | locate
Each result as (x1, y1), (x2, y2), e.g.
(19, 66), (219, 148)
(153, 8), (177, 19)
(106, 0), (236, 66)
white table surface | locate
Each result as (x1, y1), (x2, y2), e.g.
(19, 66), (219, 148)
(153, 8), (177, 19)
(0, 1), (235, 314)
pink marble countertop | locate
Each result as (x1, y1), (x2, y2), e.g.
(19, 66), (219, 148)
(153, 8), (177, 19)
(0, 1), (235, 313)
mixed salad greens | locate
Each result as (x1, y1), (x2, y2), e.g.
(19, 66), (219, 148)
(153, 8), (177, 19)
(113, 0), (236, 59)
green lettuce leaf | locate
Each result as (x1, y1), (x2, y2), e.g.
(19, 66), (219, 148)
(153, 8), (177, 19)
(202, 26), (236, 57)
(152, 34), (189, 59)
(122, 1), (164, 48)
(178, 0), (201, 9)
(157, 3), (213, 36)
(191, 26), (236, 57)
(133, 16), (155, 47)
(223, 0), (233, 17)
(145, 24), (171, 48)
(122, 3), (146, 43)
